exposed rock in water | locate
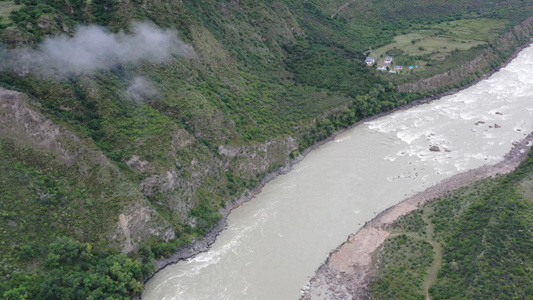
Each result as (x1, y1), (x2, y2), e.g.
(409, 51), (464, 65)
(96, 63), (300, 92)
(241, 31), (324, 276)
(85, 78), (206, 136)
(495, 112), (503, 115)
(429, 145), (441, 152)
(475, 121), (486, 126)
(495, 124), (502, 128)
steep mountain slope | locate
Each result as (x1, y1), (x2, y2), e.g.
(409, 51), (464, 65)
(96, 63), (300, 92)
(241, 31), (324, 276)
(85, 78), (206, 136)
(1, 0), (533, 297)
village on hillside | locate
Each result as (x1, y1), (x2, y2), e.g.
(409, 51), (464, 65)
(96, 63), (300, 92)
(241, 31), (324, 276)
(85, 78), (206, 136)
(365, 56), (417, 74)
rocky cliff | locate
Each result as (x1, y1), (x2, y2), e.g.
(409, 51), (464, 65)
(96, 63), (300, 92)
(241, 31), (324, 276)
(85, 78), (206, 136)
(0, 85), (298, 253)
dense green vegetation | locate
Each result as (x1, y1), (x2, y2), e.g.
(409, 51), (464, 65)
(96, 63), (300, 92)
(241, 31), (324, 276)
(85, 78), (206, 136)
(1, 0), (533, 298)
(371, 151), (533, 299)
(1, 237), (151, 299)
(430, 171), (533, 298)
(371, 234), (434, 299)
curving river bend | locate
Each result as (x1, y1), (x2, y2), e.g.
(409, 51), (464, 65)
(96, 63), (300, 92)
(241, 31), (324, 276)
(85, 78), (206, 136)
(143, 45), (533, 300)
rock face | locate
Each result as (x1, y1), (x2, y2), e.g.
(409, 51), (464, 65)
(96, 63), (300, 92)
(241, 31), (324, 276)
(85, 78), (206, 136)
(0, 87), (175, 253)
(139, 133), (298, 223)
(398, 16), (533, 94)
(0, 85), (300, 253)
(0, 78), (303, 252)
(114, 205), (176, 253)
(126, 155), (153, 172)
(0, 88), (79, 165)
(430, 145), (441, 152)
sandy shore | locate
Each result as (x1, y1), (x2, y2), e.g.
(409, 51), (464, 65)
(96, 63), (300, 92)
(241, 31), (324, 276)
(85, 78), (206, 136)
(301, 133), (533, 300)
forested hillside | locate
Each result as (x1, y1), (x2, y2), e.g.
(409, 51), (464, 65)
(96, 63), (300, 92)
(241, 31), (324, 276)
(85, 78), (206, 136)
(1, 0), (533, 298)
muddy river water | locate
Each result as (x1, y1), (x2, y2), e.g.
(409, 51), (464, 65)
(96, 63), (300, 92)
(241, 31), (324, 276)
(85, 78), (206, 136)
(143, 45), (533, 300)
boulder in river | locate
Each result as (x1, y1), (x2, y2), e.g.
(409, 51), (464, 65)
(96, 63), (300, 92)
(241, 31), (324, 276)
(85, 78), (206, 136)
(495, 124), (501, 128)
(429, 145), (441, 152)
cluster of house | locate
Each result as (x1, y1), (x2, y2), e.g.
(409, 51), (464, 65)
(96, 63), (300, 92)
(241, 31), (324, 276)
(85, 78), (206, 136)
(365, 56), (417, 74)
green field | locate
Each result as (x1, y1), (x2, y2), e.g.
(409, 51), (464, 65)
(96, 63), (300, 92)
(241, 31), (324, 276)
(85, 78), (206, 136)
(0, 1), (20, 24)
(370, 18), (509, 69)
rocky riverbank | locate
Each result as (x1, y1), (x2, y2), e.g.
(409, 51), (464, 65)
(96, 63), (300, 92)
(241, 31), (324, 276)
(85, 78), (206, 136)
(301, 133), (533, 300)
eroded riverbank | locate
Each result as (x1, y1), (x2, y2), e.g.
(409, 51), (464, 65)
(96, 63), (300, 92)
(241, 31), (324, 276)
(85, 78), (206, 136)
(301, 133), (533, 300)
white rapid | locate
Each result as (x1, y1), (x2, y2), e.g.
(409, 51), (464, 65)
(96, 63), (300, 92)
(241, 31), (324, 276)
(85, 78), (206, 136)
(143, 45), (533, 300)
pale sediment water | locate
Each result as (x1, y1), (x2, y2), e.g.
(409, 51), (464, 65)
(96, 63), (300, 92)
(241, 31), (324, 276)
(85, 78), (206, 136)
(143, 45), (533, 300)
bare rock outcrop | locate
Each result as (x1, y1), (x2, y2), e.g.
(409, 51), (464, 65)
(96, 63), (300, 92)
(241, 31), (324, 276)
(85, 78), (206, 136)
(139, 133), (298, 224)
(0, 87), (174, 253)
(0, 87), (80, 164)
(126, 155), (153, 172)
(114, 204), (176, 253)
(218, 136), (298, 173)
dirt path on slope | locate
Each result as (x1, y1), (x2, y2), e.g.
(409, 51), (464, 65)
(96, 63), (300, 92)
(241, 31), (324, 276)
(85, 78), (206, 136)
(422, 210), (442, 300)
(331, 0), (357, 18)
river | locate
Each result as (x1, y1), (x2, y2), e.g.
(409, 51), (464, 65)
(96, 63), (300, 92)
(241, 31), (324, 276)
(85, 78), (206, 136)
(143, 45), (533, 300)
